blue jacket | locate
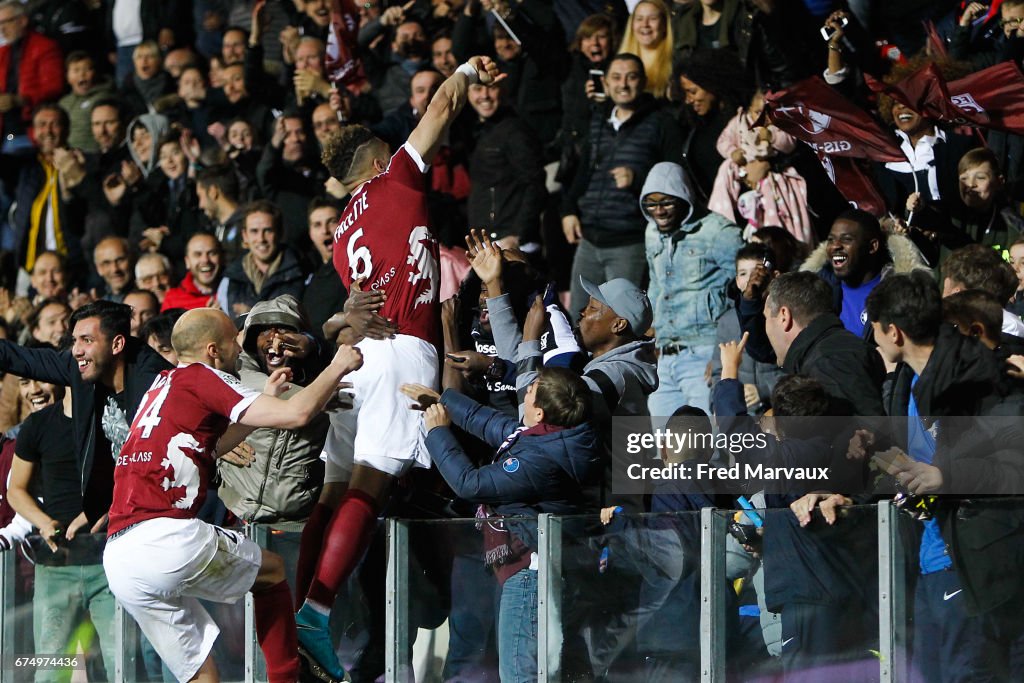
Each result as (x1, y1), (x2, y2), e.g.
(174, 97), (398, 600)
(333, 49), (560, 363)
(642, 162), (743, 346)
(425, 389), (599, 520)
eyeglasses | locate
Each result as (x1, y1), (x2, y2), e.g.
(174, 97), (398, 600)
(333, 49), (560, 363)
(641, 199), (679, 210)
(1001, 17), (1024, 27)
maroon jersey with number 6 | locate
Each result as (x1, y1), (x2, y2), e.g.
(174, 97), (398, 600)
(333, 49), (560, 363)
(106, 364), (260, 536)
(332, 142), (440, 345)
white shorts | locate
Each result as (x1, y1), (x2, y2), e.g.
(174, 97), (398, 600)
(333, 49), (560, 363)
(103, 518), (262, 682)
(323, 334), (439, 478)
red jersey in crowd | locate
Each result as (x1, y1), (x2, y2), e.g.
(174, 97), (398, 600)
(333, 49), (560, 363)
(332, 143), (440, 345)
(106, 363), (260, 536)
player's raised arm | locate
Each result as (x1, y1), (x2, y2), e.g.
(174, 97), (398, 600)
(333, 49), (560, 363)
(239, 345), (363, 430)
(407, 55), (503, 165)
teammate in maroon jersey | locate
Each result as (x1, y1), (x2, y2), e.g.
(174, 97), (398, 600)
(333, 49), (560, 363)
(290, 55), (503, 679)
(102, 308), (362, 683)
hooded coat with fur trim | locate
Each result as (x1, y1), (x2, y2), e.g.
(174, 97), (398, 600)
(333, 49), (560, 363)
(800, 232), (931, 339)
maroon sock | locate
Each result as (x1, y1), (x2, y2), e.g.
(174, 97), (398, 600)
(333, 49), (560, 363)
(294, 502), (335, 610)
(253, 580), (300, 683)
(306, 489), (378, 608)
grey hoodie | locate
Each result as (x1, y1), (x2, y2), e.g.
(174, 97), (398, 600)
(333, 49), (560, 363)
(127, 113), (170, 178)
(641, 161), (744, 346)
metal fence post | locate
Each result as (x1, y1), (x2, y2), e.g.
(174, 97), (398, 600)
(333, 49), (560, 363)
(385, 519), (410, 683)
(0, 549), (13, 683)
(247, 524), (270, 683)
(878, 501), (907, 683)
(537, 514), (562, 683)
(700, 508), (727, 683)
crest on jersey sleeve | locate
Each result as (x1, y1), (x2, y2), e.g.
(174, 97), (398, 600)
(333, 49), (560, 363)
(407, 225), (439, 307)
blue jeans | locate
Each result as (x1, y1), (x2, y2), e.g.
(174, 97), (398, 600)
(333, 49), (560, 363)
(648, 345), (715, 425)
(497, 568), (538, 683)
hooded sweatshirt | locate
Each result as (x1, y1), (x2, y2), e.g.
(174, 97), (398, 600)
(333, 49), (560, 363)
(126, 113), (169, 178)
(642, 161), (744, 346)
(217, 294), (331, 522)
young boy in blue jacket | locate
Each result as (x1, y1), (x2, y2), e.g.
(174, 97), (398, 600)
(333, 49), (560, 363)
(401, 367), (598, 683)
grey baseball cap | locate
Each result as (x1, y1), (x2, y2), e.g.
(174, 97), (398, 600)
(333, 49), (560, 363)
(580, 276), (653, 334)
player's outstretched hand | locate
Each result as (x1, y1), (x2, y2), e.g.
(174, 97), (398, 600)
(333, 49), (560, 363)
(400, 383), (441, 410)
(265, 367), (294, 396)
(333, 344), (364, 375)
(467, 55), (505, 86)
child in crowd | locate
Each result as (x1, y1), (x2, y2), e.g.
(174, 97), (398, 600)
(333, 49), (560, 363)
(402, 367), (598, 683)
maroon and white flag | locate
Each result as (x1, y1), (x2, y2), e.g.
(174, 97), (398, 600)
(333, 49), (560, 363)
(765, 77), (905, 162)
(326, 0), (366, 90)
(866, 61), (1024, 134)
(765, 77), (902, 215)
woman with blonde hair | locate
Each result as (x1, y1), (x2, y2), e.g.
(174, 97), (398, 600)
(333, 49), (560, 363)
(618, 0), (673, 98)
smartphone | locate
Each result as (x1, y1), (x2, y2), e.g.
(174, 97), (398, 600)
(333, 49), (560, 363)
(763, 256), (774, 272)
(819, 15), (849, 41)
(589, 69), (605, 99)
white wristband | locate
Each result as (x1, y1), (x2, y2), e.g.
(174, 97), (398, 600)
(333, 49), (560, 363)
(456, 62), (480, 85)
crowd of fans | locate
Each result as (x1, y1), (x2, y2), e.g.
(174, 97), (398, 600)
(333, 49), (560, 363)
(0, 0), (1021, 681)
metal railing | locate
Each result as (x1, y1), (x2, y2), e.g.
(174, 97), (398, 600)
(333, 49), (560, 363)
(0, 499), (1004, 682)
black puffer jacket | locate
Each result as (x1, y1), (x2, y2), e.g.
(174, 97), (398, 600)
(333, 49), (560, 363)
(563, 95), (682, 247)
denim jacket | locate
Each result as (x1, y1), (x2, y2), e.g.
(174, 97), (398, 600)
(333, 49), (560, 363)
(642, 162), (743, 346)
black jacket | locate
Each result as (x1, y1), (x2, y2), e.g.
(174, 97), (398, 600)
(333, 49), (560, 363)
(740, 307), (885, 416)
(883, 326), (1024, 615)
(0, 337), (171, 523)
(563, 95), (682, 247)
(221, 248), (307, 314)
(466, 107), (547, 243)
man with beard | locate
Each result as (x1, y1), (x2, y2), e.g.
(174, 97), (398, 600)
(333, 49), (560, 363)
(301, 197), (347, 332)
(162, 232), (225, 311)
(13, 105), (87, 287)
(102, 307), (362, 683)
(217, 294), (335, 522)
(0, 300), (171, 524)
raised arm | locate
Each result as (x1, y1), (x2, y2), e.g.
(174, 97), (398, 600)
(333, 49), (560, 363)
(407, 55), (503, 165)
(238, 346), (363, 430)
(0, 340), (76, 387)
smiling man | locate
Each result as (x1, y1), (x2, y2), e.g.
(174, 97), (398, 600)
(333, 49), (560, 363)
(218, 200), (307, 317)
(0, 300), (171, 524)
(800, 209), (928, 338)
(162, 232), (225, 312)
(560, 53), (682, 317)
(642, 161), (742, 416)
(465, 79), (546, 249)
(217, 294), (334, 524)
